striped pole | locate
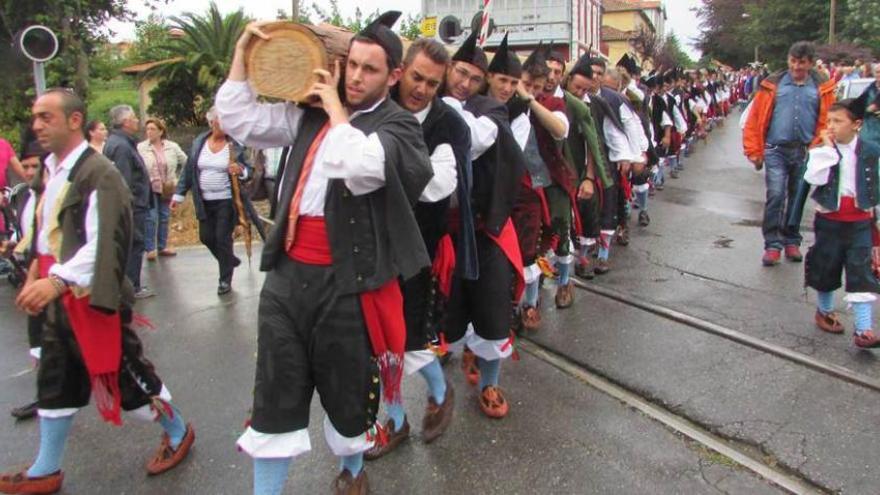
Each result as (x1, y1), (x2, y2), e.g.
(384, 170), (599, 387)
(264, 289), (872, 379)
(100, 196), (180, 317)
(478, 0), (492, 47)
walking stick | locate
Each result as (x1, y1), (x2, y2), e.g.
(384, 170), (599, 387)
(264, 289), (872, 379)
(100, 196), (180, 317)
(228, 143), (253, 262)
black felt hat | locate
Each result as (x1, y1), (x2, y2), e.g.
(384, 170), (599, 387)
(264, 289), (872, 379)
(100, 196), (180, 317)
(452, 29), (489, 73)
(487, 32), (521, 78)
(523, 40), (547, 71)
(545, 41), (566, 68)
(839, 98), (866, 120)
(617, 53), (639, 75)
(570, 53), (594, 79)
(358, 11), (403, 68)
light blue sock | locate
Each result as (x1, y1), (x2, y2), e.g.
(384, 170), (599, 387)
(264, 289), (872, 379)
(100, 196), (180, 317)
(598, 245), (610, 261)
(524, 279), (540, 307)
(477, 357), (501, 390)
(636, 190), (649, 211)
(557, 261), (572, 286)
(418, 358), (447, 405)
(817, 291), (835, 314)
(28, 415), (74, 477)
(254, 457), (292, 495)
(340, 453), (364, 476)
(384, 401), (405, 432)
(158, 404), (187, 449)
(853, 301), (873, 335)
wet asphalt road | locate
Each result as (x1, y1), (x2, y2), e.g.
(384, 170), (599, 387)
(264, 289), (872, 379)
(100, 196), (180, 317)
(0, 108), (876, 494)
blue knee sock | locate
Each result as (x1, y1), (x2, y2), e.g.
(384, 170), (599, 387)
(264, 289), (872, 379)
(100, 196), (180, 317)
(384, 401), (406, 432)
(853, 301), (873, 335)
(817, 291), (834, 314)
(477, 357), (501, 390)
(28, 415), (74, 477)
(524, 279), (540, 307)
(158, 404), (187, 449)
(418, 358), (447, 405)
(598, 245), (610, 261)
(636, 190), (649, 211)
(340, 453), (364, 476)
(253, 457), (292, 495)
(557, 261), (572, 286)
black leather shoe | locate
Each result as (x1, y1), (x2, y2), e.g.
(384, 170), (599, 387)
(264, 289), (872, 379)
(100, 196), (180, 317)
(10, 400), (38, 420)
(217, 281), (232, 295)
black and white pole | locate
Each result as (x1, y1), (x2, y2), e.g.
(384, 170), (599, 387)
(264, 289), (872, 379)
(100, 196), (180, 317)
(14, 25), (59, 97)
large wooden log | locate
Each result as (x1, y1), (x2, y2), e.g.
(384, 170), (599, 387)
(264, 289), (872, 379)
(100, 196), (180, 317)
(245, 22), (355, 102)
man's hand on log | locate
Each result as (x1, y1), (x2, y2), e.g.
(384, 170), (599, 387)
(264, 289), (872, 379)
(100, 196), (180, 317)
(229, 21), (273, 81)
(307, 60), (348, 127)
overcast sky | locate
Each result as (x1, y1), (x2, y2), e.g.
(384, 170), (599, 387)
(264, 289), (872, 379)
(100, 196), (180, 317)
(108, 0), (703, 58)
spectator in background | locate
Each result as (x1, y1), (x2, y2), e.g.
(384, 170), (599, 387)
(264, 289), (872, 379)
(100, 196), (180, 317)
(104, 105), (154, 298)
(0, 137), (25, 252)
(743, 41), (837, 267)
(855, 62), (880, 145)
(138, 118), (187, 261)
(171, 108), (250, 295)
(85, 119), (108, 154)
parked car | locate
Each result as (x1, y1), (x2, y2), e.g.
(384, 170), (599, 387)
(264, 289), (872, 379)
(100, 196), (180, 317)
(837, 77), (873, 100)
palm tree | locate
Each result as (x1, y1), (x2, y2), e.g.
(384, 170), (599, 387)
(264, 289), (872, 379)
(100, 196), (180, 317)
(145, 2), (248, 125)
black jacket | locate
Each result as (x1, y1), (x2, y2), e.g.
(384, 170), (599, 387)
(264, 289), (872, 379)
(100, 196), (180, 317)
(104, 130), (152, 212)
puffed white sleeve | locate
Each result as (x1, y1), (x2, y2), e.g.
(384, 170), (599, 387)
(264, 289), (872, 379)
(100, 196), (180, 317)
(215, 80), (305, 149)
(49, 190), (98, 287)
(419, 144), (458, 202)
(803, 146), (838, 186)
(320, 123), (386, 195)
(442, 96), (498, 160)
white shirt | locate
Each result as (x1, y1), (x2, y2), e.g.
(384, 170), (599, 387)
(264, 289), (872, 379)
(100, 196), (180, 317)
(511, 112), (531, 151)
(23, 140), (100, 287)
(196, 144), (232, 201)
(215, 80), (386, 216)
(804, 138), (862, 203)
(441, 96), (498, 160)
(620, 102), (649, 161)
(626, 80), (645, 102)
(666, 92), (688, 133)
(414, 102), (458, 203)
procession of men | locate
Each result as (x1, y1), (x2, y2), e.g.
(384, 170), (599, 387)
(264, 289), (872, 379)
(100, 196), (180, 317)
(1, 11), (753, 495)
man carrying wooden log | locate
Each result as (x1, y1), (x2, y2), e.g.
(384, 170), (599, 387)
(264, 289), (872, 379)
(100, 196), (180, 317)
(215, 11), (433, 495)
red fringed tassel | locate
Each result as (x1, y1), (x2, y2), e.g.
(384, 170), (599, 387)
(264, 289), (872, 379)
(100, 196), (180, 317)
(132, 313), (156, 331)
(377, 352), (404, 405)
(92, 373), (122, 426)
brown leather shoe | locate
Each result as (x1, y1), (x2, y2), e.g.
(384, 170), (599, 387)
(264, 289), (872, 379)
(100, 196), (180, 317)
(479, 386), (509, 419)
(422, 384), (454, 443)
(616, 227), (630, 246)
(555, 282), (574, 309)
(146, 250), (158, 261)
(461, 349), (480, 386)
(854, 330), (880, 349)
(521, 306), (541, 331)
(0, 469), (63, 494)
(146, 423), (195, 476)
(363, 418), (410, 460)
(332, 469), (368, 495)
(594, 258), (610, 275)
(158, 249), (177, 257)
(575, 258), (594, 280)
(815, 311), (845, 334)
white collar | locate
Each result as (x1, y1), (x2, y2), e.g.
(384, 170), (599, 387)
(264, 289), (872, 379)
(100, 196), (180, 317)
(350, 97), (386, 120)
(45, 140), (89, 177)
(553, 86), (564, 98)
(414, 101), (433, 124)
(837, 136), (858, 151)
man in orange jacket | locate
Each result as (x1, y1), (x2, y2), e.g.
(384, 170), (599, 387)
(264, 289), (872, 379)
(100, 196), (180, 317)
(743, 41), (836, 266)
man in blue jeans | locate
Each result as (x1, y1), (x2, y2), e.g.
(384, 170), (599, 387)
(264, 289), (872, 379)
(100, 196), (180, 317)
(743, 41), (836, 266)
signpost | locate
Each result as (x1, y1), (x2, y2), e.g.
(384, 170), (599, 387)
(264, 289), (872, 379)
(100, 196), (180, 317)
(14, 25), (59, 96)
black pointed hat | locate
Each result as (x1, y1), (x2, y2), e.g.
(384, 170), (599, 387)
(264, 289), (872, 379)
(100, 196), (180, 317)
(544, 41), (566, 68)
(487, 32), (521, 78)
(523, 40), (547, 71)
(570, 53), (594, 79)
(840, 98), (866, 120)
(452, 29), (488, 73)
(358, 11), (403, 67)
(617, 53), (639, 75)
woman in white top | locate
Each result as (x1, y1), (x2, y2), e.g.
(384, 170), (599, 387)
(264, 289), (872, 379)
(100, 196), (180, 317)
(138, 118), (187, 260)
(170, 108), (251, 295)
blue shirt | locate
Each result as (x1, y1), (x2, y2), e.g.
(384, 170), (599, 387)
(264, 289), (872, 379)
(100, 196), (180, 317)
(766, 73), (819, 145)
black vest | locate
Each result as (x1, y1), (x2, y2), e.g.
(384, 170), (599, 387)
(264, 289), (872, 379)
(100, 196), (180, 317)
(263, 100), (433, 293)
(811, 139), (880, 212)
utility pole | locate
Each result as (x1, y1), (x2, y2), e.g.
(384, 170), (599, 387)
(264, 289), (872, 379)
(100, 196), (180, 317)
(829, 0), (836, 44)
(292, 0), (299, 21)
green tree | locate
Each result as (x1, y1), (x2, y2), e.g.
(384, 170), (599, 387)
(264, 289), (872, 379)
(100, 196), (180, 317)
(399, 14), (423, 40)
(311, 0), (378, 32)
(125, 14), (174, 65)
(654, 33), (695, 70)
(841, 0), (880, 53)
(145, 2), (248, 126)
